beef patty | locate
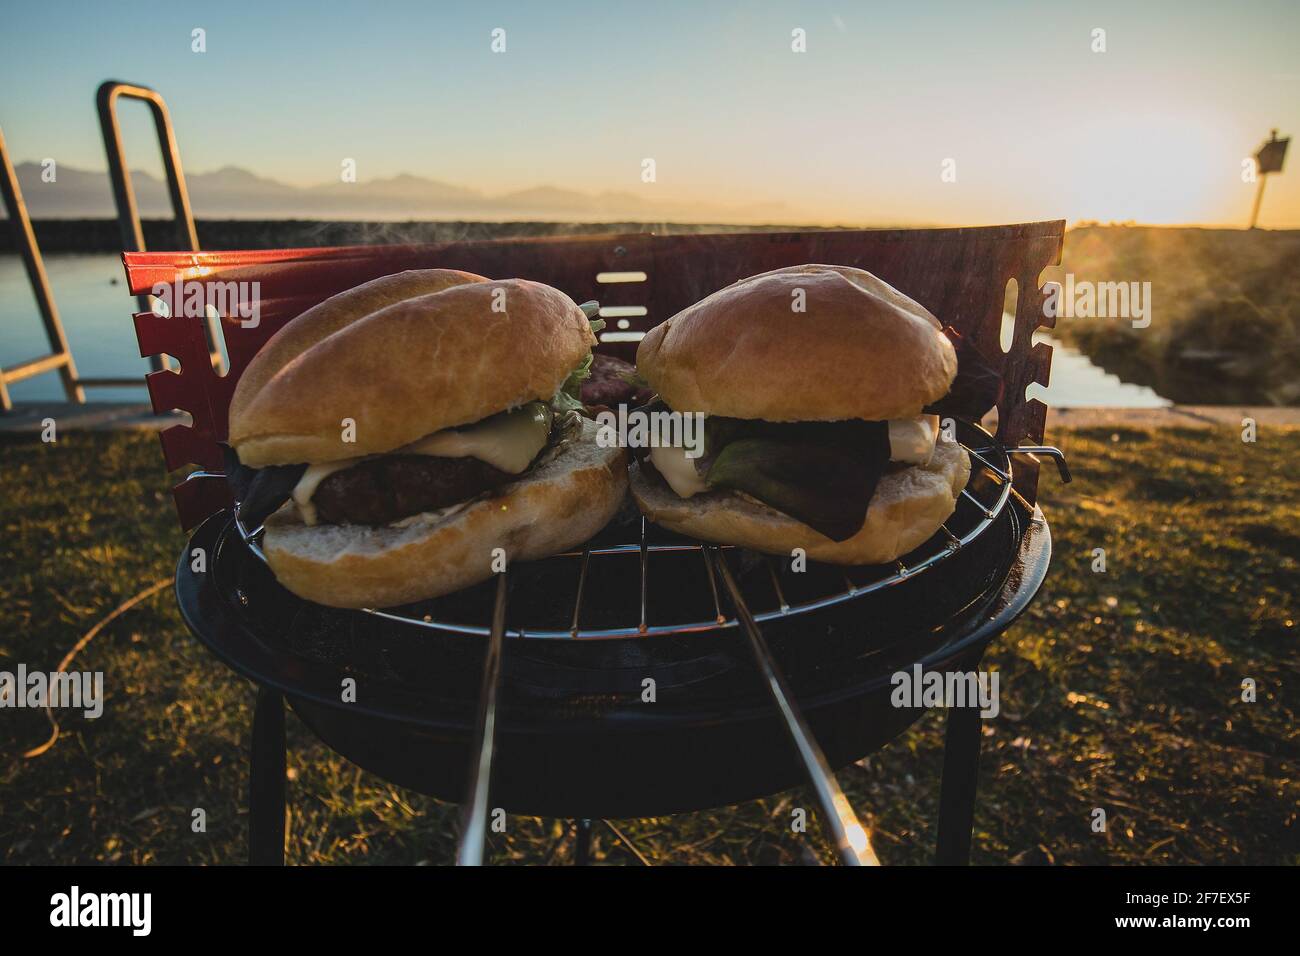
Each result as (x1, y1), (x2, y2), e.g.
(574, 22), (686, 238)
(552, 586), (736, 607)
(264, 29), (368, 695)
(581, 353), (655, 407)
(313, 455), (514, 525)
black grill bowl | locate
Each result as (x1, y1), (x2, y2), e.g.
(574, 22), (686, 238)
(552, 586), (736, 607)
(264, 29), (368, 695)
(176, 488), (1049, 820)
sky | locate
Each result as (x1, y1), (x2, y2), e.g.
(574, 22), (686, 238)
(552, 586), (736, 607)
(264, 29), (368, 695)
(1, 0), (1298, 226)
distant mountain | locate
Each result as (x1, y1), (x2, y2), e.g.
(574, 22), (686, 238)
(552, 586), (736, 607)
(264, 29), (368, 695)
(10, 161), (786, 223)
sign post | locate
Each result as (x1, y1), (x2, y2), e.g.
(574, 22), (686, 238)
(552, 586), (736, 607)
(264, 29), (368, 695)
(1250, 129), (1290, 229)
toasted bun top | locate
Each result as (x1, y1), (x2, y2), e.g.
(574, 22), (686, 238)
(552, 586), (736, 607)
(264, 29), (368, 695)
(637, 265), (957, 422)
(229, 277), (595, 467)
(229, 269), (488, 426)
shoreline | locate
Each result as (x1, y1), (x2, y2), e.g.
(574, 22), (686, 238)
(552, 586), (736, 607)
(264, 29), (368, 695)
(1, 401), (1297, 434)
(0, 219), (834, 255)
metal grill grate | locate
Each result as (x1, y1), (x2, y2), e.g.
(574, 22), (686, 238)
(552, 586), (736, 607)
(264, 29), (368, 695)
(223, 420), (1066, 640)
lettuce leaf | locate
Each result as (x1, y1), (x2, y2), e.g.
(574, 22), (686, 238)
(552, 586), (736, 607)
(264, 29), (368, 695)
(703, 439), (882, 542)
(696, 416), (891, 542)
(619, 369), (653, 392)
(551, 309), (606, 414)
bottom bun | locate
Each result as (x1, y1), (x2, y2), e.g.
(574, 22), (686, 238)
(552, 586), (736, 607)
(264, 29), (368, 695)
(263, 418), (628, 608)
(630, 435), (971, 565)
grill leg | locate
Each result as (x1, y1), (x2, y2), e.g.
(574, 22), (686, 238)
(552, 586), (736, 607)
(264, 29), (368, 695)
(573, 819), (593, 866)
(935, 696), (983, 865)
(249, 688), (286, 866)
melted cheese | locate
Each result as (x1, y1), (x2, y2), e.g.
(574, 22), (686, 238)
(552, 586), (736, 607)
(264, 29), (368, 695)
(400, 403), (550, 474)
(649, 443), (711, 498)
(290, 404), (551, 526)
(292, 458), (361, 526)
(888, 414), (939, 466)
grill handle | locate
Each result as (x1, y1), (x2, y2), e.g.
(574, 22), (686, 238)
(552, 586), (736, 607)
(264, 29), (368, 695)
(707, 547), (880, 867)
(456, 572), (509, 866)
(1007, 446), (1071, 483)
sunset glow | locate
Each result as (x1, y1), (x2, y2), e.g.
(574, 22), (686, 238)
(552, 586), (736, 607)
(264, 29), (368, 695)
(1, 0), (1296, 227)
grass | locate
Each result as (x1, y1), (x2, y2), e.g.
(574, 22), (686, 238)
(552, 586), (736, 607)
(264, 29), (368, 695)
(1, 425), (1296, 865)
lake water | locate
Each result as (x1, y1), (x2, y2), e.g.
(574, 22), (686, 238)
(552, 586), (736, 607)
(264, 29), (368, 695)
(1030, 331), (1170, 408)
(1, 253), (151, 404)
(0, 254), (1170, 409)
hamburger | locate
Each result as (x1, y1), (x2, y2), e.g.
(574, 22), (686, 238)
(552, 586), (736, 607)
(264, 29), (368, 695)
(630, 264), (971, 565)
(225, 269), (628, 608)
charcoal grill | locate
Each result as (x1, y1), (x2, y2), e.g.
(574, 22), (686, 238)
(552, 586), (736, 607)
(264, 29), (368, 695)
(123, 221), (1069, 865)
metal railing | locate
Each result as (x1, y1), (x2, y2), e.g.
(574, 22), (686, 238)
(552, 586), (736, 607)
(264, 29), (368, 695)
(0, 82), (226, 411)
(96, 80), (223, 374)
(0, 125), (142, 411)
